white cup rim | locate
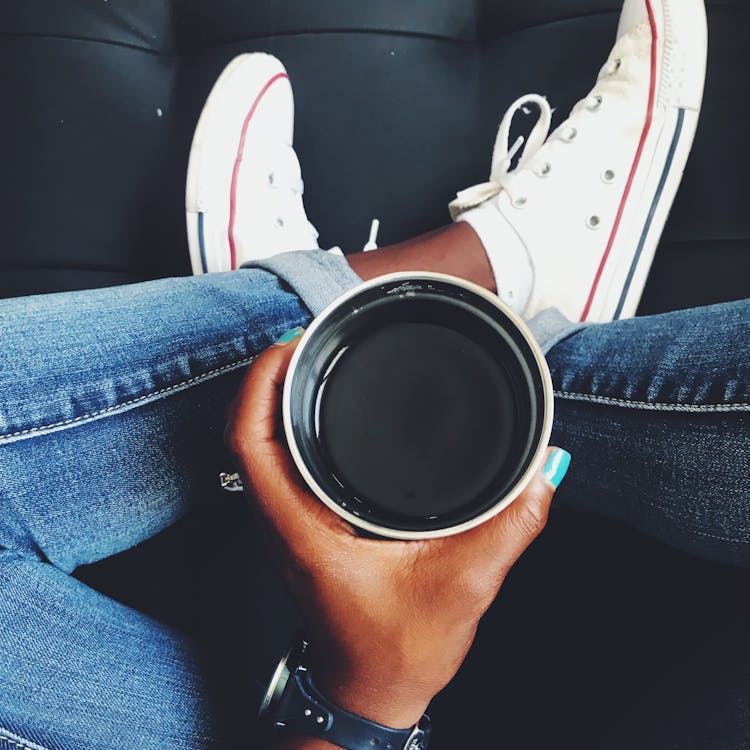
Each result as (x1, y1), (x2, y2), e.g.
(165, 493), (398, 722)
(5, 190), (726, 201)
(282, 271), (554, 540)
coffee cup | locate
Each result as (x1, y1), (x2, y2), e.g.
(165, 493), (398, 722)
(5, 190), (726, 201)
(283, 272), (553, 539)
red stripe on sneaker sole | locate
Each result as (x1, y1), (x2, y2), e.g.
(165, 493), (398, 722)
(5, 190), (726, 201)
(228, 72), (290, 270)
(579, 0), (658, 321)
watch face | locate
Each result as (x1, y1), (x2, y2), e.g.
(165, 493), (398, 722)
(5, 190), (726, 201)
(259, 637), (308, 718)
(404, 715), (432, 750)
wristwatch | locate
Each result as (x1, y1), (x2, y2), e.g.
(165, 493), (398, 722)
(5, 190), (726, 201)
(259, 636), (432, 750)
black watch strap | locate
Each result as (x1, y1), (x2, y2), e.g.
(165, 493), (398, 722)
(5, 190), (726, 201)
(274, 666), (431, 750)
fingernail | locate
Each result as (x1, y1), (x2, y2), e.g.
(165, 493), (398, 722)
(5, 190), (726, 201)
(542, 449), (571, 489)
(274, 327), (305, 346)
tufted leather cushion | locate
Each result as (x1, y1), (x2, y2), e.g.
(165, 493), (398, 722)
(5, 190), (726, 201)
(2, 1), (749, 310)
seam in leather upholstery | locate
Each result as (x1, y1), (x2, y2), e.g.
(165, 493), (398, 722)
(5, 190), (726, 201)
(0, 263), (143, 274)
(0, 31), (158, 54)
(182, 27), (475, 51)
(659, 236), (750, 247)
(478, 7), (615, 41)
(0, 355), (256, 444)
(482, 3), (746, 43)
(554, 390), (750, 413)
(3, 4), (746, 57)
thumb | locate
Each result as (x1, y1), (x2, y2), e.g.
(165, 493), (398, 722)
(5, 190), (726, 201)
(446, 447), (571, 576)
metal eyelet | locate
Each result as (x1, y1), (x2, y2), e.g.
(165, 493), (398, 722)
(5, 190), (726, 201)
(276, 217), (285, 227)
(588, 95), (603, 111)
(511, 196), (528, 208)
(601, 169), (616, 184)
(268, 173), (275, 185)
(540, 162), (552, 177)
(561, 127), (578, 143)
(586, 215), (601, 229)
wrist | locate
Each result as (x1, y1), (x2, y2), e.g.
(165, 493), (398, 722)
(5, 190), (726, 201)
(312, 668), (432, 729)
(262, 638), (434, 750)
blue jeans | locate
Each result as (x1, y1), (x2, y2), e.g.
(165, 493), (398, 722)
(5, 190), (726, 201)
(0, 251), (748, 750)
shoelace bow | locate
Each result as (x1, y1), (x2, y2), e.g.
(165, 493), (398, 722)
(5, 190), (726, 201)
(450, 93), (553, 218)
(449, 57), (621, 218)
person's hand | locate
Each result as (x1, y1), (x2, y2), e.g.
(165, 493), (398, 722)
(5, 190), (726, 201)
(226, 330), (570, 730)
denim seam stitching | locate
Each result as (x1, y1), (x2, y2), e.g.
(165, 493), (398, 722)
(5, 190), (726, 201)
(636, 499), (749, 545)
(0, 355), (257, 442)
(675, 525), (747, 545)
(0, 731), (50, 750)
(0, 739), (37, 750)
(554, 391), (750, 412)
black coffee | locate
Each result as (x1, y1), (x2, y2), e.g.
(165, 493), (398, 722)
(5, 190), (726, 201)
(318, 321), (518, 518)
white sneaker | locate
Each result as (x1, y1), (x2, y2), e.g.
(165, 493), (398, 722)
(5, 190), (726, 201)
(450, 0), (708, 322)
(186, 53), (320, 274)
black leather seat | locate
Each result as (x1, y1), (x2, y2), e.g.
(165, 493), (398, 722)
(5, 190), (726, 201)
(2, 2), (749, 747)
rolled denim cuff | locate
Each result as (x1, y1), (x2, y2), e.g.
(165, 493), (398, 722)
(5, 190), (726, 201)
(242, 249), (363, 316)
(526, 307), (588, 354)
(244, 251), (584, 353)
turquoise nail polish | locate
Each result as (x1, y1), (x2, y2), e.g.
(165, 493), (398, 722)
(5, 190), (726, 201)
(274, 327), (305, 345)
(542, 449), (571, 489)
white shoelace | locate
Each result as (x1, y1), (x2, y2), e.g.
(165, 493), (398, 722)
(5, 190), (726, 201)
(449, 57), (622, 218)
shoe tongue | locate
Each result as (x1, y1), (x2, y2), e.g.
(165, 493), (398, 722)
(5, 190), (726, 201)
(264, 144), (303, 193)
(607, 20), (651, 72)
(264, 144), (319, 244)
(616, 2), (649, 41)
(542, 20), (649, 146)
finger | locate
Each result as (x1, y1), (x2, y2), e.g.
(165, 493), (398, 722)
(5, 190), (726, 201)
(225, 331), (355, 548)
(444, 447), (571, 577)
